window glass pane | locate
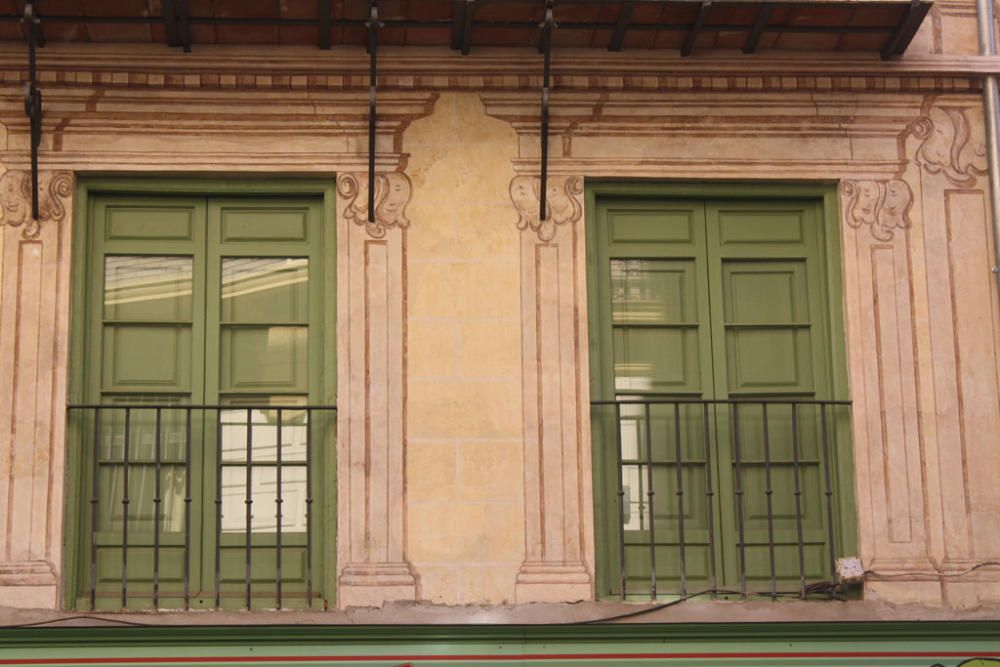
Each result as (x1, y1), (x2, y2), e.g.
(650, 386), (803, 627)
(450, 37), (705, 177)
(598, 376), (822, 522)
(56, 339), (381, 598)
(220, 397), (309, 463)
(220, 466), (307, 534)
(221, 257), (308, 324)
(104, 256), (192, 321)
(97, 465), (186, 534)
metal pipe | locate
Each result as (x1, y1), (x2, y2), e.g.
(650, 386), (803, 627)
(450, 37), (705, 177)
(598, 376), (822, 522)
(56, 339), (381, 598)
(975, 0), (1000, 293)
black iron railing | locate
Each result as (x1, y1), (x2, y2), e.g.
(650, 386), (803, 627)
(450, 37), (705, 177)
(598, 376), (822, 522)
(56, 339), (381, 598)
(592, 398), (851, 601)
(67, 403), (336, 611)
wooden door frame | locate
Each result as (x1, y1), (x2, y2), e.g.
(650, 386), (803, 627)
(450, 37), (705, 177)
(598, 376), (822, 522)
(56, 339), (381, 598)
(584, 180), (855, 600)
(64, 177), (338, 610)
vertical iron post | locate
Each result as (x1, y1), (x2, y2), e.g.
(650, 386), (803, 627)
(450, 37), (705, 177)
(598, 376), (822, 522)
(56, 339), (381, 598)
(22, 2), (42, 221)
(367, 1), (379, 224)
(539, 0), (554, 223)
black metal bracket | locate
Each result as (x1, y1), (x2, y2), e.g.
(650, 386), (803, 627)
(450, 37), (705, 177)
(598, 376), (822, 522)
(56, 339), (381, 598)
(881, 0), (923, 60)
(539, 0), (555, 223)
(367, 0), (380, 224)
(162, 0), (191, 51)
(609, 1), (634, 52)
(682, 0), (712, 57)
(22, 1), (42, 221)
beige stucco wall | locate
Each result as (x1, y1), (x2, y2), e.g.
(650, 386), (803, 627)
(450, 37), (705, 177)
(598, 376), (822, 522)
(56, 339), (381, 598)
(1, 1), (1000, 613)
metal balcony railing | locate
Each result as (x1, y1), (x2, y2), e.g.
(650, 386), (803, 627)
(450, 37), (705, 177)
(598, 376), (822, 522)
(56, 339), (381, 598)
(591, 398), (852, 601)
(66, 403), (336, 611)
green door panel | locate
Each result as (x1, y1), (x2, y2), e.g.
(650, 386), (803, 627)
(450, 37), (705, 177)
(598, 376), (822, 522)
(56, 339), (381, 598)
(76, 193), (328, 610)
(590, 192), (850, 599)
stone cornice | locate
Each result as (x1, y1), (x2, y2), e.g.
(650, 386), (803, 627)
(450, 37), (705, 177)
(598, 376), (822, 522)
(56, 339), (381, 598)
(0, 44), (998, 90)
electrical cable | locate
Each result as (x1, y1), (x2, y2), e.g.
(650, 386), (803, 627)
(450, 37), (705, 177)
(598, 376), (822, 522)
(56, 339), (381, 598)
(864, 561), (1000, 579)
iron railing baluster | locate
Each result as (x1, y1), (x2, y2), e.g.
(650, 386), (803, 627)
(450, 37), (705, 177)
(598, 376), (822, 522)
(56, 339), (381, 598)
(674, 402), (687, 597)
(702, 402), (717, 597)
(245, 407), (253, 610)
(820, 403), (837, 588)
(184, 407), (192, 610)
(762, 402), (777, 599)
(214, 409), (223, 609)
(275, 407), (283, 610)
(613, 401), (627, 600)
(121, 407), (131, 609)
(305, 407), (314, 608)
(153, 407), (163, 609)
(732, 402), (747, 599)
(643, 402), (656, 599)
(791, 403), (807, 599)
(89, 407), (101, 611)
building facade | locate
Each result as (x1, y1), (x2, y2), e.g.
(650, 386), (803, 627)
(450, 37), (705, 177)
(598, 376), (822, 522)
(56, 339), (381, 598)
(1, 0), (1000, 664)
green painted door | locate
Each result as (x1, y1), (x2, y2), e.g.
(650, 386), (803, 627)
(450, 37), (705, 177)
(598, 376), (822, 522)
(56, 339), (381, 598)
(592, 196), (847, 599)
(79, 194), (328, 610)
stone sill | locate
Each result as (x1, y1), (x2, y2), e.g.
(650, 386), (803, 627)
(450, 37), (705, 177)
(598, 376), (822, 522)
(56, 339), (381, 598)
(2, 600), (1000, 627)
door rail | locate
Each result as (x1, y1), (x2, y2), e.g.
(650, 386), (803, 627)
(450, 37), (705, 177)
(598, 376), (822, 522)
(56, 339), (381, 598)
(591, 397), (851, 601)
(66, 403), (336, 611)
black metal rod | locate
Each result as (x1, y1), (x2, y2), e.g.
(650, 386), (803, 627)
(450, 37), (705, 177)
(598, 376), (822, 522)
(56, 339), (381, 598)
(743, 2), (773, 53)
(702, 402), (717, 596)
(152, 408), (163, 608)
(275, 408), (283, 610)
(23, 2), (40, 221)
(305, 408), (314, 607)
(819, 403), (837, 585)
(643, 402), (656, 599)
(184, 407), (192, 610)
(673, 402), (687, 597)
(89, 407), (101, 611)
(120, 407), (131, 609)
(539, 0), (553, 224)
(176, 0), (191, 52)
(731, 402), (747, 599)
(461, 0), (477, 54)
(613, 401), (627, 599)
(881, 0), (921, 59)
(244, 407), (253, 610)
(367, 0), (378, 225)
(591, 398), (851, 406)
(162, 0), (180, 47)
(790, 403), (807, 599)
(214, 410), (223, 609)
(609, 1), (634, 51)
(761, 403), (777, 599)
(318, 0), (332, 49)
(70, 403), (338, 410)
(682, 0), (712, 56)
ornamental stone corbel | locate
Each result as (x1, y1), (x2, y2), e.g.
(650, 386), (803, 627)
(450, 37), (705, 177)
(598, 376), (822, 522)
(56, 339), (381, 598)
(0, 170), (73, 239)
(337, 172), (412, 238)
(840, 179), (913, 242)
(910, 106), (988, 188)
(510, 175), (584, 241)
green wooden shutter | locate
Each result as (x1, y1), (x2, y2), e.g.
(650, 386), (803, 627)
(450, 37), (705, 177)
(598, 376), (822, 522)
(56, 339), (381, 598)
(77, 193), (327, 610)
(591, 193), (848, 599)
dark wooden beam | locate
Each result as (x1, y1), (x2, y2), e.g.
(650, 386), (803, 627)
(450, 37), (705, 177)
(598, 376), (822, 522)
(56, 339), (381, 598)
(742, 2), (772, 54)
(609, 1), (634, 52)
(318, 0), (331, 49)
(162, 0), (181, 47)
(461, 0), (476, 55)
(681, 0), (711, 56)
(881, 0), (928, 59)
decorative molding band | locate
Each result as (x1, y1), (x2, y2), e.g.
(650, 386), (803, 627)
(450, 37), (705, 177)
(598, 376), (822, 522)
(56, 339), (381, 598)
(841, 179), (915, 241)
(1, 45), (999, 81)
(337, 172), (413, 239)
(0, 170), (73, 239)
(0, 561), (57, 587)
(510, 175), (584, 241)
(911, 106), (989, 187)
(0, 71), (984, 94)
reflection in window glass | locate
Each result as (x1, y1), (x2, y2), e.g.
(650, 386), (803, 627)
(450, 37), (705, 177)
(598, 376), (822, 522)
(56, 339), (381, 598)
(221, 257), (308, 324)
(104, 256), (193, 321)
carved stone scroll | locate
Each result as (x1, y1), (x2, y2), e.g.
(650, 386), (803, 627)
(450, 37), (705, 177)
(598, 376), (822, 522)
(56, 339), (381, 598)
(337, 172), (412, 239)
(911, 106), (988, 187)
(336, 171), (417, 608)
(510, 175), (584, 242)
(840, 179), (914, 241)
(512, 174), (594, 603)
(0, 170), (73, 239)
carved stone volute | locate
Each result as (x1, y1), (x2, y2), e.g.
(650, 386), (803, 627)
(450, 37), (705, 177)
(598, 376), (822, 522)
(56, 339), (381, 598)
(337, 172), (412, 238)
(0, 170), (73, 239)
(510, 175), (584, 241)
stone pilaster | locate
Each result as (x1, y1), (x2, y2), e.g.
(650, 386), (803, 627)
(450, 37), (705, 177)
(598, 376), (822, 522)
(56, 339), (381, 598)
(510, 175), (594, 603)
(0, 169), (73, 608)
(335, 172), (418, 607)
